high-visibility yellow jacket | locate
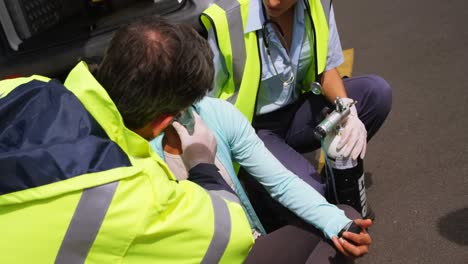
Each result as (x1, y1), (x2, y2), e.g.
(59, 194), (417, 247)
(0, 62), (254, 264)
(200, 0), (331, 122)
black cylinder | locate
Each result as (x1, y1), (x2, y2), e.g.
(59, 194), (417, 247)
(325, 158), (370, 218)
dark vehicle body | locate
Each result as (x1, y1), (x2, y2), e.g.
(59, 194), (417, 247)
(0, 0), (214, 79)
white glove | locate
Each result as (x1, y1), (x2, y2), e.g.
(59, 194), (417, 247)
(172, 111), (217, 169)
(336, 98), (367, 160)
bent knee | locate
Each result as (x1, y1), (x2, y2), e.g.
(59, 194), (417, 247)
(363, 75), (393, 116)
(374, 75), (392, 117)
(369, 75), (392, 100)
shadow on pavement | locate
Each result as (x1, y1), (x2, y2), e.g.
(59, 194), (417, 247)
(437, 207), (468, 246)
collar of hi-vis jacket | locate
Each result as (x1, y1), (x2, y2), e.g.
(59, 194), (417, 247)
(0, 62), (175, 206)
(63, 62), (175, 177)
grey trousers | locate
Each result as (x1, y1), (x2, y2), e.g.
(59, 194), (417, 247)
(244, 205), (362, 264)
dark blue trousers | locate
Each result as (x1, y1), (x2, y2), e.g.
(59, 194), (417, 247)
(244, 205), (361, 264)
(252, 75), (392, 195)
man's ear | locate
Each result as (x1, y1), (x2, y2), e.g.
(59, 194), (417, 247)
(151, 114), (175, 137)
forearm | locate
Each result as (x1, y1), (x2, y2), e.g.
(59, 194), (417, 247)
(188, 163), (235, 194)
(238, 139), (351, 239)
(225, 100), (351, 238)
(320, 68), (347, 102)
(270, 175), (352, 239)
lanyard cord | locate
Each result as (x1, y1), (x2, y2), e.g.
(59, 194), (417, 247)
(261, 20), (295, 87)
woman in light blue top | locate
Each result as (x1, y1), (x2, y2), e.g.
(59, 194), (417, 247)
(150, 96), (372, 259)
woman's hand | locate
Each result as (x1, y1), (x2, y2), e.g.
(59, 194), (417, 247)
(332, 219), (373, 258)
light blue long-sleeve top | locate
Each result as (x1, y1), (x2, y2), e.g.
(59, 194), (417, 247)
(208, 0), (344, 115)
(150, 97), (351, 239)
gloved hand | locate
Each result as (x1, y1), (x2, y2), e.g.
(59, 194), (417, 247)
(336, 98), (367, 160)
(172, 111), (217, 170)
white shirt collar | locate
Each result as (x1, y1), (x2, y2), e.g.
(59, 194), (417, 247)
(245, 0), (264, 33)
(245, 0), (306, 33)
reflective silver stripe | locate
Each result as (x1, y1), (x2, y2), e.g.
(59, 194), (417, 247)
(0, 0), (23, 50)
(226, 92), (238, 104)
(55, 182), (119, 264)
(320, 0), (332, 23)
(210, 189), (241, 204)
(201, 192), (232, 264)
(217, 0), (246, 94)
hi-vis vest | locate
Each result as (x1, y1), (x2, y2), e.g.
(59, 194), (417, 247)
(0, 62), (254, 264)
(201, 0), (331, 122)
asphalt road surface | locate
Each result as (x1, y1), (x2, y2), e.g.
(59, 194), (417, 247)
(334, 0), (468, 263)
